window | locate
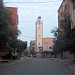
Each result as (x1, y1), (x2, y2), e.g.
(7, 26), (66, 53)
(64, 4), (67, 13)
(73, 0), (75, 9)
(49, 47), (52, 49)
(32, 44), (34, 45)
(39, 35), (40, 37)
(45, 42), (46, 44)
(38, 47), (40, 50)
(60, 12), (63, 17)
(39, 21), (41, 25)
(39, 27), (40, 29)
(9, 11), (13, 15)
(38, 27), (40, 31)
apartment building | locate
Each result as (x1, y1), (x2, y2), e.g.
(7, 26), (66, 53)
(58, 0), (70, 37)
(58, 0), (75, 58)
(6, 7), (18, 40)
(30, 40), (35, 52)
(70, 0), (75, 29)
(58, 0), (75, 30)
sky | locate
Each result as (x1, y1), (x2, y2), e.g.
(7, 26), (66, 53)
(3, 0), (62, 46)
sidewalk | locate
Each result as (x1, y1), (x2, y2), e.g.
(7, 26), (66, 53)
(0, 57), (25, 67)
(51, 58), (75, 71)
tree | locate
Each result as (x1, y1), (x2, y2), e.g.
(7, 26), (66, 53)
(0, 1), (19, 51)
(0, 1), (12, 50)
(51, 27), (58, 39)
(9, 40), (27, 55)
(30, 49), (36, 55)
(51, 28), (62, 54)
(59, 13), (72, 51)
(51, 13), (72, 57)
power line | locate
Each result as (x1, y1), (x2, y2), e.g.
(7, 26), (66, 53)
(18, 18), (57, 23)
(19, 21), (35, 23)
(4, 1), (62, 4)
(19, 35), (46, 39)
(19, 35), (34, 38)
(19, 35), (48, 39)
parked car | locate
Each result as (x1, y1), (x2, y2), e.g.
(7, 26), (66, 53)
(28, 54), (33, 57)
(12, 53), (19, 60)
(28, 55), (31, 57)
(33, 55), (36, 57)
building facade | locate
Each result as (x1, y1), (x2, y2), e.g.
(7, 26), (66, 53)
(35, 16), (43, 57)
(58, 0), (70, 37)
(35, 17), (54, 58)
(30, 40), (35, 52)
(58, 0), (75, 30)
(30, 38), (54, 58)
(58, 0), (75, 58)
(6, 7), (18, 40)
(70, 0), (75, 29)
(42, 38), (54, 58)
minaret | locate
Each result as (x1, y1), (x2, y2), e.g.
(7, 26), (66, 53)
(35, 16), (43, 57)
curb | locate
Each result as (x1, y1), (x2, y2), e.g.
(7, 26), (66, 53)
(0, 57), (24, 67)
(53, 58), (75, 71)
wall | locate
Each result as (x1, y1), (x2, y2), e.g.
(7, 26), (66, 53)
(6, 7), (18, 39)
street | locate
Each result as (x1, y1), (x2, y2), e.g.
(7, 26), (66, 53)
(0, 57), (74, 75)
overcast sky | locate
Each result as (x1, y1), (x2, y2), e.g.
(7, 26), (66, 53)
(3, 0), (62, 46)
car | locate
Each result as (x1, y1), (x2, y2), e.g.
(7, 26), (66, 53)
(28, 55), (31, 57)
(33, 55), (36, 57)
(12, 53), (19, 60)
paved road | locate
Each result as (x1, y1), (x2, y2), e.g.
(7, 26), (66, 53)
(0, 57), (74, 75)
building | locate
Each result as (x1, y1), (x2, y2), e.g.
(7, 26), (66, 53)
(34, 16), (54, 58)
(42, 38), (54, 58)
(6, 7), (18, 40)
(30, 38), (54, 58)
(58, 0), (70, 37)
(35, 16), (43, 57)
(58, 0), (75, 31)
(58, 0), (75, 58)
(30, 40), (35, 52)
(70, 0), (75, 29)
(24, 46), (30, 56)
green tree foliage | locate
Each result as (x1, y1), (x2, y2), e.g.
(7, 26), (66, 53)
(0, 1), (12, 50)
(51, 27), (58, 39)
(68, 29), (75, 54)
(51, 27), (61, 53)
(0, 1), (20, 50)
(52, 12), (75, 57)
(30, 50), (36, 55)
(59, 13), (71, 39)
(9, 40), (27, 54)
(58, 13), (72, 51)
(51, 13), (72, 55)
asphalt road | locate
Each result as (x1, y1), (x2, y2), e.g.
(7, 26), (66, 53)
(0, 57), (74, 75)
